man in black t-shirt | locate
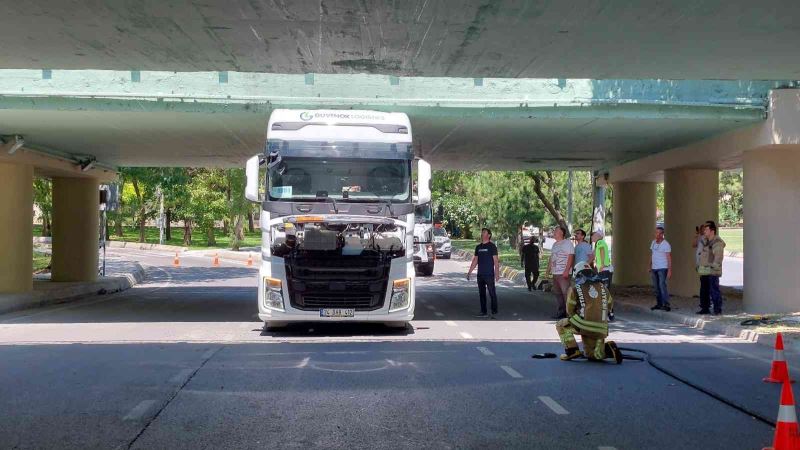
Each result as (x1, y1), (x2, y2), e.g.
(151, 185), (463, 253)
(520, 236), (540, 291)
(467, 228), (500, 318)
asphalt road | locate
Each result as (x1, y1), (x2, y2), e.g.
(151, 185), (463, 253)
(0, 248), (780, 449)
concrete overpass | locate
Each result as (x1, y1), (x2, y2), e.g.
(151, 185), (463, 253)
(1, 0), (799, 315)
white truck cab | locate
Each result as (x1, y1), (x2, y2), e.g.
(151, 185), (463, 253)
(245, 109), (430, 329)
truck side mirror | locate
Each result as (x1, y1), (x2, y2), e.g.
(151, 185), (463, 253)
(245, 154), (264, 202)
(416, 159), (431, 204)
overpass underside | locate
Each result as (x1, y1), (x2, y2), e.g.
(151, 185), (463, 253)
(0, 69), (798, 314)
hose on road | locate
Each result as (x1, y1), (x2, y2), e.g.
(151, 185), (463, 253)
(618, 346), (776, 428)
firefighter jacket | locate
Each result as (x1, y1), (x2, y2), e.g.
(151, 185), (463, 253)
(566, 280), (613, 337)
(698, 236), (726, 277)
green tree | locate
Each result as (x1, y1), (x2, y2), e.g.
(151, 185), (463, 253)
(465, 171), (543, 248)
(719, 170), (743, 226)
(33, 178), (53, 237)
(184, 169), (228, 246)
(225, 169), (250, 250)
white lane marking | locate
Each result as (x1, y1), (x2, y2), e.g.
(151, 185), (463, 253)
(169, 369), (194, 384)
(459, 331), (473, 339)
(295, 356), (310, 368)
(500, 365), (523, 378)
(202, 349), (216, 359)
(434, 311), (445, 317)
(123, 400), (156, 421)
(445, 320), (457, 327)
(539, 396), (569, 415)
(477, 346), (494, 356)
(425, 305), (436, 310)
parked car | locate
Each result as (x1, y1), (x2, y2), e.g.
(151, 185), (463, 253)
(433, 228), (451, 259)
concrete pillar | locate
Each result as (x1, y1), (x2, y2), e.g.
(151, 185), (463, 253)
(51, 177), (98, 282)
(0, 163), (33, 293)
(664, 169), (719, 297)
(743, 146), (800, 313)
(611, 182), (656, 286)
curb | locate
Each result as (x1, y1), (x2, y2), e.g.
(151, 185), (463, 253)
(613, 299), (791, 351)
(0, 263), (146, 316)
(453, 248), (527, 285)
(107, 241), (188, 252)
(201, 249), (261, 263)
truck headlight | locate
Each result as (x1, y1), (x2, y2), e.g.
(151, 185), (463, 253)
(263, 277), (285, 311)
(389, 278), (411, 312)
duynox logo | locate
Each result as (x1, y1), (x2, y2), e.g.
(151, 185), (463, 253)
(300, 111), (314, 121)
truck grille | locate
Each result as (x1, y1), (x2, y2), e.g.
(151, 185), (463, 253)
(285, 253), (391, 311)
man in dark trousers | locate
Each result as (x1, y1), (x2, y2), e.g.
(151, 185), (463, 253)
(467, 227), (501, 319)
(520, 236), (540, 291)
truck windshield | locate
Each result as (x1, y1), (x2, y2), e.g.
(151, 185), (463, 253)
(414, 204), (432, 223)
(268, 157), (411, 202)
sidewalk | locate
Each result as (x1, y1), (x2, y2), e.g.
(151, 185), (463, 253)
(452, 248), (796, 351)
(0, 259), (145, 315)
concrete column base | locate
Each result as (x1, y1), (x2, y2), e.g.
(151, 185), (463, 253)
(743, 146), (800, 313)
(52, 177), (99, 282)
(611, 182), (656, 286)
(664, 169), (719, 297)
(0, 163), (33, 293)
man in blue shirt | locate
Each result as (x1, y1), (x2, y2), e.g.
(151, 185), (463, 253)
(467, 228), (501, 319)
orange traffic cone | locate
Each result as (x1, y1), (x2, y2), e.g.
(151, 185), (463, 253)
(173, 252), (180, 267)
(765, 333), (795, 384)
(246, 252), (253, 267)
(764, 381), (800, 450)
(212, 253), (220, 267)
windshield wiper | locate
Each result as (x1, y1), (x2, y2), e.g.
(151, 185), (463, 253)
(326, 196), (339, 214)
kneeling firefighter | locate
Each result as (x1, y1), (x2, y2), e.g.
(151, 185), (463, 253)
(556, 262), (622, 364)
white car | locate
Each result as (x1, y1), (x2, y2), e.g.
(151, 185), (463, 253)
(433, 228), (451, 259)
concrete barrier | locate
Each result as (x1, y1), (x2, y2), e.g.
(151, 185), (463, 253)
(107, 241), (188, 252)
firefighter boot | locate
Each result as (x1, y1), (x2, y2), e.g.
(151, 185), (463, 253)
(560, 347), (582, 361)
(605, 341), (623, 365)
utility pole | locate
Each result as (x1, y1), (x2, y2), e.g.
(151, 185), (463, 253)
(157, 186), (165, 245)
(567, 170), (574, 233)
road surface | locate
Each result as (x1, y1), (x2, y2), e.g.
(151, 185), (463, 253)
(0, 248), (777, 449)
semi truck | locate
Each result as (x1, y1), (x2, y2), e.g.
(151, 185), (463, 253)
(413, 202), (435, 276)
(244, 109), (431, 329)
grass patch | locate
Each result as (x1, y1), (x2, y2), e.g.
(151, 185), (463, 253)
(108, 226), (261, 250)
(719, 228), (743, 254)
(33, 251), (50, 272)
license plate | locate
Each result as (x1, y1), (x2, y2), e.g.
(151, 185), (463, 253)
(320, 308), (355, 318)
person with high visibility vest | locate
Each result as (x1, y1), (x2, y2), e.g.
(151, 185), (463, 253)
(556, 262), (622, 364)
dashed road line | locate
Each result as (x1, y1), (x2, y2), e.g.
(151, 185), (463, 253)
(476, 346), (494, 356)
(434, 311), (445, 317)
(123, 400), (156, 421)
(539, 396), (569, 415)
(500, 365), (523, 379)
(169, 369), (194, 384)
(459, 331), (473, 339)
(425, 305), (436, 310)
(445, 320), (457, 327)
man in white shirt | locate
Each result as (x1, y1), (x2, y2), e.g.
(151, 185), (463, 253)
(649, 226), (672, 311)
(547, 225), (575, 319)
